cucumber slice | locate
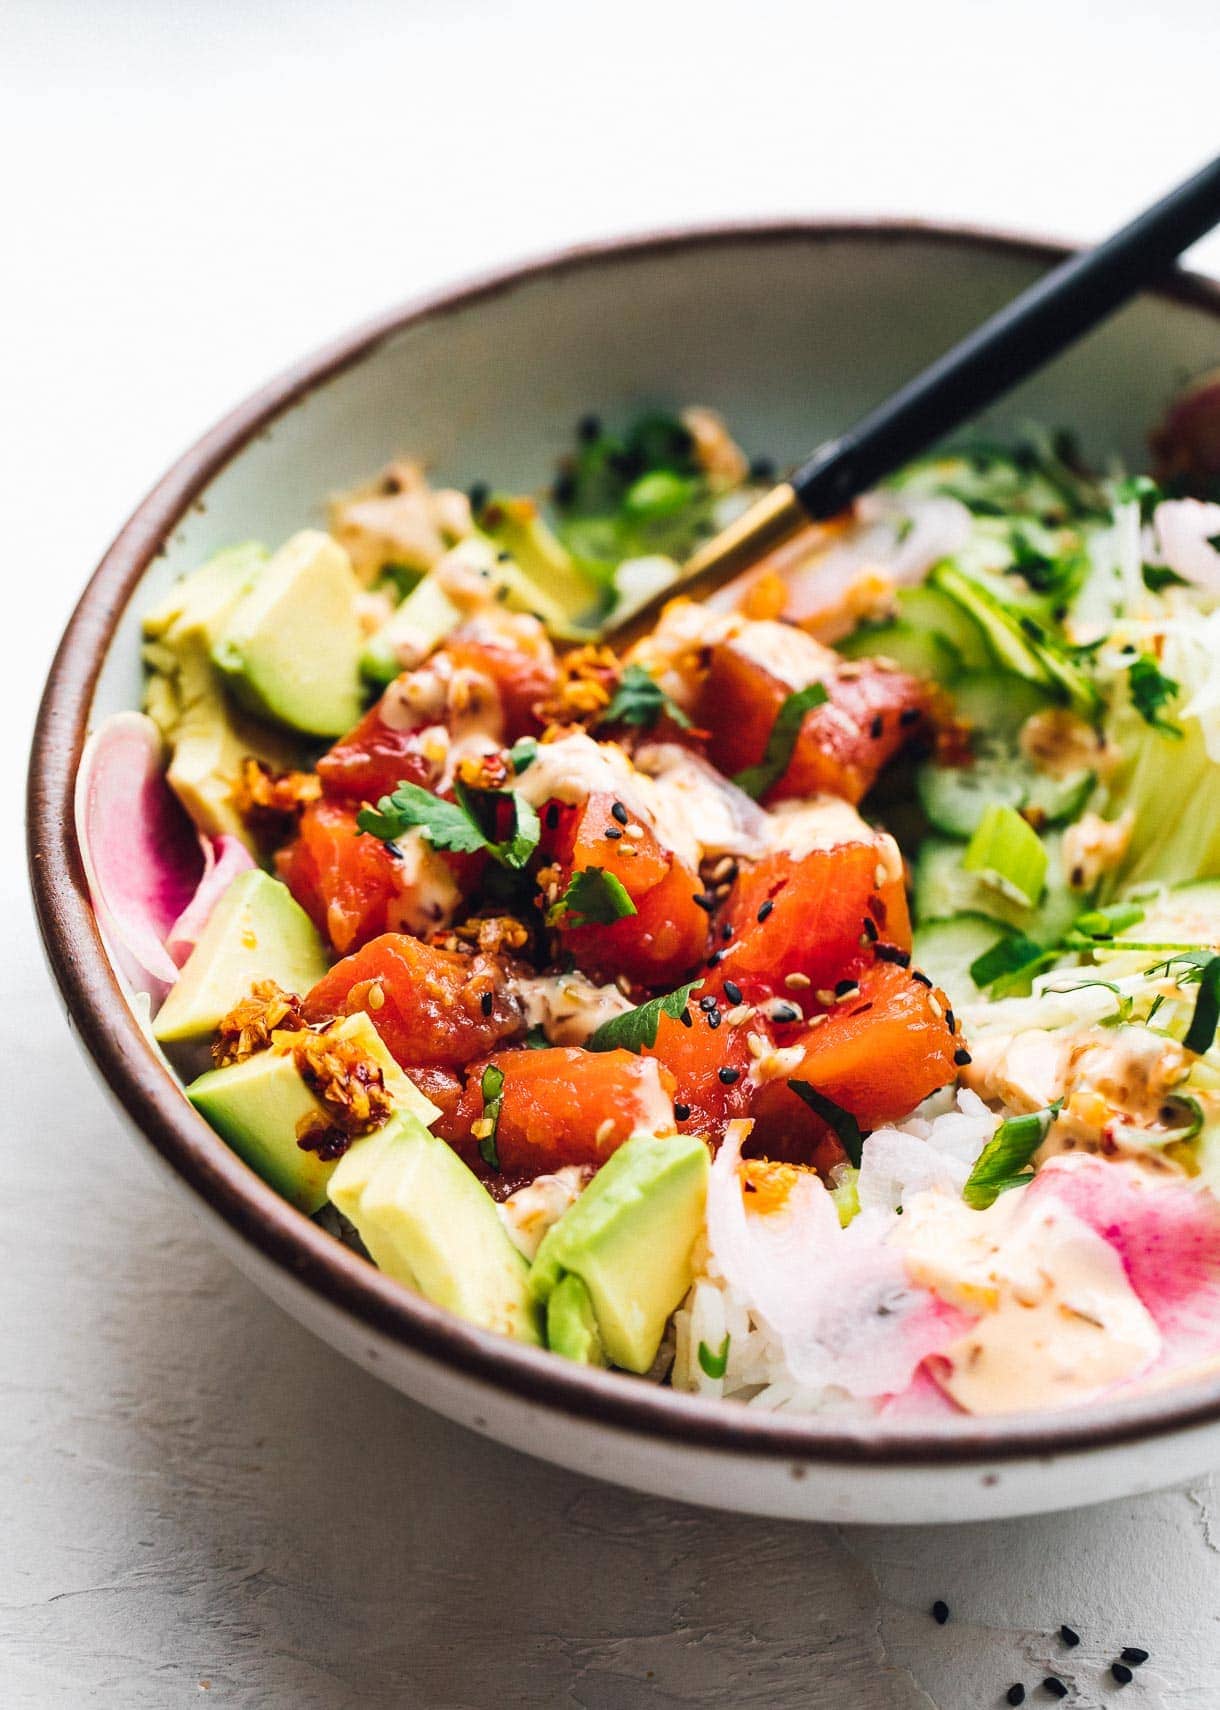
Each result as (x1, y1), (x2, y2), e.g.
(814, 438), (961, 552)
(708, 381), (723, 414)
(1023, 767), (1096, 827)
(913, 831), (1083, 944)
(896, 585), (992, 671)
(838, 618), (961, 682)
(946, 671), (1053, 744)
(914, 913), (1013, 1007)
(929, 560), (1100, 716)
(916, 757), (1028, 838)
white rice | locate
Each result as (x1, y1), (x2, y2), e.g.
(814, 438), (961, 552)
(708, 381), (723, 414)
(670, 1089), (997, 1412)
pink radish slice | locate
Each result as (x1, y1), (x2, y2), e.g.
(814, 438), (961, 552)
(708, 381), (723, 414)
(165, 835), (255, 967)
(74, 711), (219, 995)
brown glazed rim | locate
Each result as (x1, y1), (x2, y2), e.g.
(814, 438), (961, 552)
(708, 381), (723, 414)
(28, 218), (1220, 1471)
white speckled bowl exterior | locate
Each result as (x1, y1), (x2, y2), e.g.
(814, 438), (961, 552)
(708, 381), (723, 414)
(29, 223), (1220, 1523)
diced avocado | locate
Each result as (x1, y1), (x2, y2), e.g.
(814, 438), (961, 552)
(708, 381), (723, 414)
(329, 1115), (543, 1344)
(545, 1273), (606, 1366)
(480, 494), (603, 627)
(153, 870), (328, 1045)
(530, 1133), (709, 1373)
(213, 530), (365, 737)
(187, 1013), (439, 1214)
(361, 564), (464, 686)
(143, 544), (299, 845)
(143, 543), (268, 648)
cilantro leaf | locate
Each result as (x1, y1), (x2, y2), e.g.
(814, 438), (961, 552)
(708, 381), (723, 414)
(1115, 474), (1164, 524)
(1184, 954), (1220, 1054)
(508, 735), (538, 774)
(1127, 654), (1183, 738)
(477, 1064), (505, 1170)
(600, 663), (691, 731)
(732, 682), (830, 799)
(786, 1081), (865, 1168)
(357, 779), (540, 871)
(963, 1101), (1062, 1210)
(968, 932), (1050, 992)
(356, 782), (489, 853)
(548, 867), (637, 928)
(587, 979), (703, 1053)
(1142, 563), (1191, 594)
(1209, 532), (1220, 553)
(698, 1334), (730, 1379)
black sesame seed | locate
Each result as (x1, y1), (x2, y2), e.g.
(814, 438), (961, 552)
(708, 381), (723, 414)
(749, 455), (776, 482)
(834, 979), (858, 997)
(721, 922), (734, 941)
(718, 1066), (740, 1085)
(552, 473), (576, 507)
(870, 713), (884, 739)
(1006, 1687), (1025, 1707)
(577, 413), (602, 443)
(699, 995), (718, 1012)
(1042, 1680), (1068, 1701)
(875, 943), (911, 967)
(611, 801), (629, 825)
(771, 1003), (800, 1024)
(544, 804), (560, 830)
(480, 992), (493, 1017)
(953, 1047), (972, 1066)
(931, 1600), (949, 1625)
(724, 980), (743, 1005)
(604, 826), (623, 840)
(899, 706), (922, 727)
(707, 1009), (722, 1030)
(679, 1008), (693, 1029)
(673, 1101), (691, 1122)
(1120, 1647), (1149, 1666)
(692, 892), (718, 914)
(467, 481), (490, 512)
(757, 900), (775, 923)
(708, 950), (725, 968)
(911, 969), (932, 987)
(1111, 1662), (1133, 1686)
(1060, 1626), (1080, 1648)
(945, 1008), (956, 1032)
(861, 916), (879, 942)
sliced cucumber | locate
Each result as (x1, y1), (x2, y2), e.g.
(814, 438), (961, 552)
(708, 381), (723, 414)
(895, 585), (993, 671)
(929, 560), (1100, 716)
(917, 754), (1096, 838)
(838, 618), (961, 682)
(914, 913), (1013, 1007)
(916, 757), (1027, 838)
(945, 671), (1054, 745)
(913, 831), (1083, 944)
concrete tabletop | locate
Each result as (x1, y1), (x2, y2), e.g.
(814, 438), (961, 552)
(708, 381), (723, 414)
(6, 2), (1220, 1703)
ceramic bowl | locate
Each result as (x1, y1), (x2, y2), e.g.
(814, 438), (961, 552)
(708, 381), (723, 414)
(29, 221), (1220, 1523)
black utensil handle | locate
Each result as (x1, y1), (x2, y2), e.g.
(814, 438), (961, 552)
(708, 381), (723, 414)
(793, 153), (1220, 519)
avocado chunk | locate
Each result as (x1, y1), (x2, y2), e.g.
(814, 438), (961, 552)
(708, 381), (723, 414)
(187, 1013), (439, 1214)
(545, 1273), (606, 1366)
(143, 544), (300, 845)
(530, 1133), (709, 1373)
(361, 563), (464, 686)
(213, 530), (365, 737)
(153, 869), (328, 1045)
(479, 494), (603, 628)
(329, 1115), (543, 1344)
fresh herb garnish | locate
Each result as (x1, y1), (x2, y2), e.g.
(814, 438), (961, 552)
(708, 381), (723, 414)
(523, 1024), (550, 1049)
(1184, 954), (1220, 1054)
(477, 1064), (505, 1170)
(1142, 563), (1191, 594)
(587, 979), (703, 1053)
(548, 867), (637, 928)
(968, 932), (1048, 991)
(357, 780), (541, 870)
(733, 682), (830, 799)
(698, 1334), (730, 1379)
(375, 563), (426, 601)
(600, 663), (691, 731)
(508, 735), (538, 774)
(786, 1081), (866, 1168)
(1072, 903), (1146, 940)
(963, 1101), (1063, 1210)
(1116, 474), (1164, 523)
(1209, 532), (1220, 553)
(1127, 654), (1183, 737)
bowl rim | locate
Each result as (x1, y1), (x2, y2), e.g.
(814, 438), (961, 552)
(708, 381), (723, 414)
(29, 215), (1220, 1471)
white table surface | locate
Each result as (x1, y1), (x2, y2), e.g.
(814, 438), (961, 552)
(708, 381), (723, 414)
(7, 3), (1220, 1704)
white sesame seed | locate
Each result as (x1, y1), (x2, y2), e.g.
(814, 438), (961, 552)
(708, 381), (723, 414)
(625, 823), (645, 839)
(784, 972), (811, 990)
(815, 988), (835, 1006)
(874, 864), (888, 889)
(746, 1031), (768, 1059)
(595, 1118), (615, 1145)
(722, 1005), (752, 1027)
(928, 994), (943, 1018)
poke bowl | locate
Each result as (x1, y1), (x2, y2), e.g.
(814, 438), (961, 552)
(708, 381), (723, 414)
(28, 220), (1220, 1523)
